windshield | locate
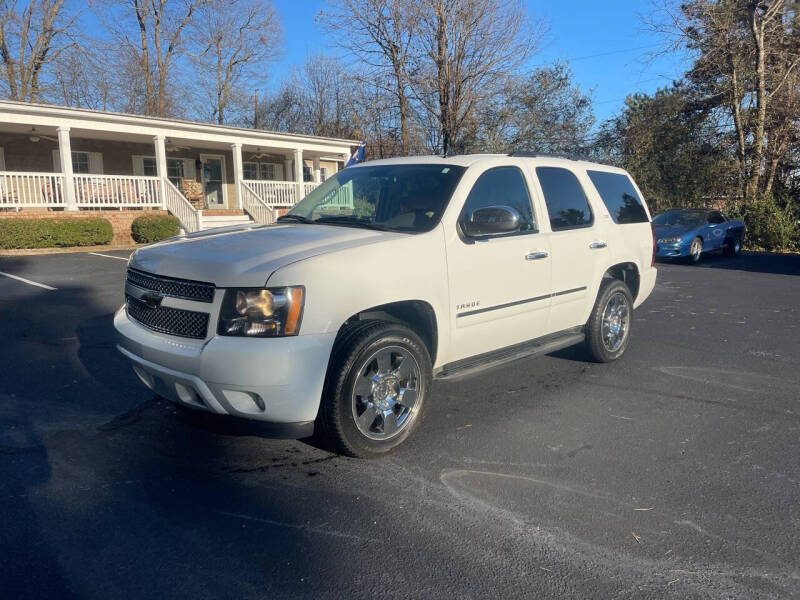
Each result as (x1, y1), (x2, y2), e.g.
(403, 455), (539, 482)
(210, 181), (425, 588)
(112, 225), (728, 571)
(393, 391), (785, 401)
(281, 164), (467, 233)
(652, 210), (707, 228)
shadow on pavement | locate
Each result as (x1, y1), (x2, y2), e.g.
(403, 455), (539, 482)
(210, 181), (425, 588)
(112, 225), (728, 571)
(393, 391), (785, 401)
(0, 257), (339, 599)
(659, 251), (800, 276)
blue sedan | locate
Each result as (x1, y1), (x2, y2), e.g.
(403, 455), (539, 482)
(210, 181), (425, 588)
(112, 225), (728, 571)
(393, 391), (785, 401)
(654, 209), (745, 263)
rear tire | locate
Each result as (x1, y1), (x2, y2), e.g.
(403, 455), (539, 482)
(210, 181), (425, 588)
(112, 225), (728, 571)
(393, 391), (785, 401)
(318, 320), (431, 458)
(724, 235), (742, 257)
(585, 279), (633, 363)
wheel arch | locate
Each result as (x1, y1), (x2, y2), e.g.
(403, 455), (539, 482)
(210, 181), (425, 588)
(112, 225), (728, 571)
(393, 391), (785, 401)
(603, 262), (641, 302)
(336, 300), (439, 365)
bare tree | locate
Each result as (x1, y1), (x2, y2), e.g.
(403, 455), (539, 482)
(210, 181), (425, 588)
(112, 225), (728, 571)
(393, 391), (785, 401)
(410, 0), (543, 155)
(0, 0), (76, 102)
(191, 0), (282, 125)
(321, 0), (418, 154)
(98, 0), (210, 117)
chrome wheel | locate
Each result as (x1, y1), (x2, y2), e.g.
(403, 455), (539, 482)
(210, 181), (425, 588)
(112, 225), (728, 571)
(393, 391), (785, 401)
(690, 237), (702, 262)
(601, 292), (630, 353)
(351, 346), (422, 441)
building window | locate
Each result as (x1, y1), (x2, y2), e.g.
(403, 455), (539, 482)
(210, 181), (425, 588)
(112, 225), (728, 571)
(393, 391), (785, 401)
(259, 163), (275, 180)
(167, 158), (185, 186)
(72, 151), (90, 174)
(142, 157), (157, 177)
(243, 162), (258, 180)
(303, 165), (312, 182)
(244, 161), (277, 180)
(320, 167), (328, 182)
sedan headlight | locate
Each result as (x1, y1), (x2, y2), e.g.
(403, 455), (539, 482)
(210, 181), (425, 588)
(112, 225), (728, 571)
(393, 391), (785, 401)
(658, 237), (682, 244)
(218, 286), (305, 337)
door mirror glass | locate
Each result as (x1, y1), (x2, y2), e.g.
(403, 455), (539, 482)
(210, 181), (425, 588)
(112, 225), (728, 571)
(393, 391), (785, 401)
(462, 205), (521, 237)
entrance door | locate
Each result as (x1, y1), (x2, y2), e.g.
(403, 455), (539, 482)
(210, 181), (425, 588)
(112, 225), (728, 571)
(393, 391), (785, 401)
(200, 155), (226, 207)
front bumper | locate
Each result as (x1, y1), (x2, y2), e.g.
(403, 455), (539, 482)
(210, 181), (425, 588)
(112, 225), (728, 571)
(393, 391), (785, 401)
(656, 241), (689, 258)
(114, 307), (337, 427)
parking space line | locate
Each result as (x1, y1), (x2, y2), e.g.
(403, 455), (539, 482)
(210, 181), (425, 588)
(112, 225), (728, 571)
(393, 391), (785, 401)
(0, 271), (57, 290)
(88, 252), (129, 261)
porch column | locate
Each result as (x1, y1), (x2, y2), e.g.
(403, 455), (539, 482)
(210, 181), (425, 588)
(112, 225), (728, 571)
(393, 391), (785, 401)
(231, 142), (243, 209)
(153, 134), (168, 206)
(57, 127), (77, 211)
(293, 148), (304, 203)
(312, 156), (321, 184)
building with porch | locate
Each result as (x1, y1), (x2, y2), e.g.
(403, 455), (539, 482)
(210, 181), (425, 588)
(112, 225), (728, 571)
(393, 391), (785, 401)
(0, 100), (357, 232)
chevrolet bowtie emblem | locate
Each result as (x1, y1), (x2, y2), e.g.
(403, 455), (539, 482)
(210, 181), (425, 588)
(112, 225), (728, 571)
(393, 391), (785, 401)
(140, 290), (165, 307)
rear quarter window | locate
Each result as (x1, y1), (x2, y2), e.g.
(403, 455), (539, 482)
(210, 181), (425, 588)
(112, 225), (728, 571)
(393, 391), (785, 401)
(587, 171), (649, 224)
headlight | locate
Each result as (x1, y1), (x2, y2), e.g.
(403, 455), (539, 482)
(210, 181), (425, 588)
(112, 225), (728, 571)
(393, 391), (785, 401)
(217, 286), (305, 337)
(658, 237), (682, 244)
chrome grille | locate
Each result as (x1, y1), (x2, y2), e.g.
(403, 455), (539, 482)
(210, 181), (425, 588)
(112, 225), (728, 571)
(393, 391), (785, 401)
(125, 294), (209, 339)
(126, 268), (215, 303)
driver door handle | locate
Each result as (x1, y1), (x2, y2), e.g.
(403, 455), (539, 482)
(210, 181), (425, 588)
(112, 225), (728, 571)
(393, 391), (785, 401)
(525, 251), (549, 260)
(589, 241), (608, 249)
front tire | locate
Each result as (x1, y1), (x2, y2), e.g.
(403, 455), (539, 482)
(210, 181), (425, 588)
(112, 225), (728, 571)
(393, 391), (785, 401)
(585, 279), (633, 363)
(319, 320), (431, 458)
(688, 237), (703, 263)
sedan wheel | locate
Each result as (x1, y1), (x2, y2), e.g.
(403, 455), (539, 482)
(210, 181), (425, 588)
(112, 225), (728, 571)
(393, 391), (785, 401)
(689, 237), (703, 263)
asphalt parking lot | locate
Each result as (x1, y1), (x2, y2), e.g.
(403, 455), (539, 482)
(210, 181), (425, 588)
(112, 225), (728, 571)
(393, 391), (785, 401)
(1, 249), (799, 599)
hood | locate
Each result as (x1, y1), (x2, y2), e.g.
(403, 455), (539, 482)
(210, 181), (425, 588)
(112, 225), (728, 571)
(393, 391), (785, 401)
(654, 224), (695, 239)
(129, 223), (399, 287)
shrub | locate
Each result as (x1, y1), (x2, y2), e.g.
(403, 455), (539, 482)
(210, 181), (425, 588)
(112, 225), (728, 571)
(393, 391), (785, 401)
(131, 214), (181, 243)
(733, 193), (799, 252)
(0, 217), (113, 249)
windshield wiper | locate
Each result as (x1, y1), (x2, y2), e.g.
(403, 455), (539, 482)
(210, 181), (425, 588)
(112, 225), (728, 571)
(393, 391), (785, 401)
(314, 216), (390, 231)
(276, 214), (314, 224)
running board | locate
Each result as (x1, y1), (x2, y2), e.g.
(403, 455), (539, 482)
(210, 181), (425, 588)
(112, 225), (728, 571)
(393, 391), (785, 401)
(434, 327), (585, 381)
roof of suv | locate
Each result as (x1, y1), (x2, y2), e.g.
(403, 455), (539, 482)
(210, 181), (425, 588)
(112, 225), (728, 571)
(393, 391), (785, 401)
(356, 153), (627, 173)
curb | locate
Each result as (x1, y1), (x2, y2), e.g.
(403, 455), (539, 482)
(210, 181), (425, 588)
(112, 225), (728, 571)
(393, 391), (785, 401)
(0, 244), (143, 257)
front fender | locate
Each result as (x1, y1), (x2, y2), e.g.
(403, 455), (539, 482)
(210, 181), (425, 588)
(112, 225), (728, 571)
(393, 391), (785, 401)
(264, 228), (451, 368)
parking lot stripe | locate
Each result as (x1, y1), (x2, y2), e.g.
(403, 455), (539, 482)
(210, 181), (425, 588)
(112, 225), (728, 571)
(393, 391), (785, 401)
(0, 270), (57, 290)
(88, 252), (129, 261)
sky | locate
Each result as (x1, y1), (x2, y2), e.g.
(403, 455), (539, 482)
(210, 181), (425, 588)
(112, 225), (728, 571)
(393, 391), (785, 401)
(270, 0), (690, 126)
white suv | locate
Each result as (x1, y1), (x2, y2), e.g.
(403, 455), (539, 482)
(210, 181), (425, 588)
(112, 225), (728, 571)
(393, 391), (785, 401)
(115, 154), (657, 457)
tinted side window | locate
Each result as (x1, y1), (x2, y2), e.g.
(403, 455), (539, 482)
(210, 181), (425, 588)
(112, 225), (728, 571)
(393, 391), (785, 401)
(461, 166), (535, 231)
(708, 211), (725, 224)
(587, 170), (649, 224)
(536, 167), (593, 230)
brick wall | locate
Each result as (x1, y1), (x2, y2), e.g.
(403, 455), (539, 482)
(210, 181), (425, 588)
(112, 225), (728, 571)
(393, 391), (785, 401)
(0, 209), (168, 245)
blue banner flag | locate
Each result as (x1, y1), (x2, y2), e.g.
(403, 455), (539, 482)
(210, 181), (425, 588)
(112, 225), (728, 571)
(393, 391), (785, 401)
(345, 142), (366, 168)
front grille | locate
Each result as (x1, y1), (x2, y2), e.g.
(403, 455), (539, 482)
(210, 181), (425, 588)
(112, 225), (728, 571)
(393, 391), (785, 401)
(126, 294), (209, 339)
(126, 268), (215, 303)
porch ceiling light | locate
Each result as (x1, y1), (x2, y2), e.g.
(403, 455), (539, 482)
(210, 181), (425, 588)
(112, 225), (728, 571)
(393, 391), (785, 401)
(29, 128), (40, 143)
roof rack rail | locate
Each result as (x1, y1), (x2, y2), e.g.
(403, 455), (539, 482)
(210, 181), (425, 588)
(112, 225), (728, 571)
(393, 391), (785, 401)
(508, 151), (617, 167)
(508, 151), (584, 160)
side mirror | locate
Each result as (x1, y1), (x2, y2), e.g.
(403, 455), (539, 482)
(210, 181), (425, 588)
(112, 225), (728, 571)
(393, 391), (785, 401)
(462, 205), (521, 237)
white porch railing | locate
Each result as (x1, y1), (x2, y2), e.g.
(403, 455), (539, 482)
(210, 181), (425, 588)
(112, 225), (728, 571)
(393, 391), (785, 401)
(0, 171), (65, 208)
(317, 184), (353, 208)
(304, 182), (317, 197)
(240, 182), (278, 225)
(243, 180), (297, 207)
(74, 174), (161, 207)
(163, 178), (201, 233)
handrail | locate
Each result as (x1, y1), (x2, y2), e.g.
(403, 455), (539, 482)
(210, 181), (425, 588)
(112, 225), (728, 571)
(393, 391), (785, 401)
(74, 174), (160, 207)
(163, 178), (201, 232)
(240, 182), (278, 224)
(0, 171), (65, 208)
(242, 180), (297, 207)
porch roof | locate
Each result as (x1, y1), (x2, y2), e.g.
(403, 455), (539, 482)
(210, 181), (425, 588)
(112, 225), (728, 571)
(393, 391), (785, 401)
(0, 100), (357, 157)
